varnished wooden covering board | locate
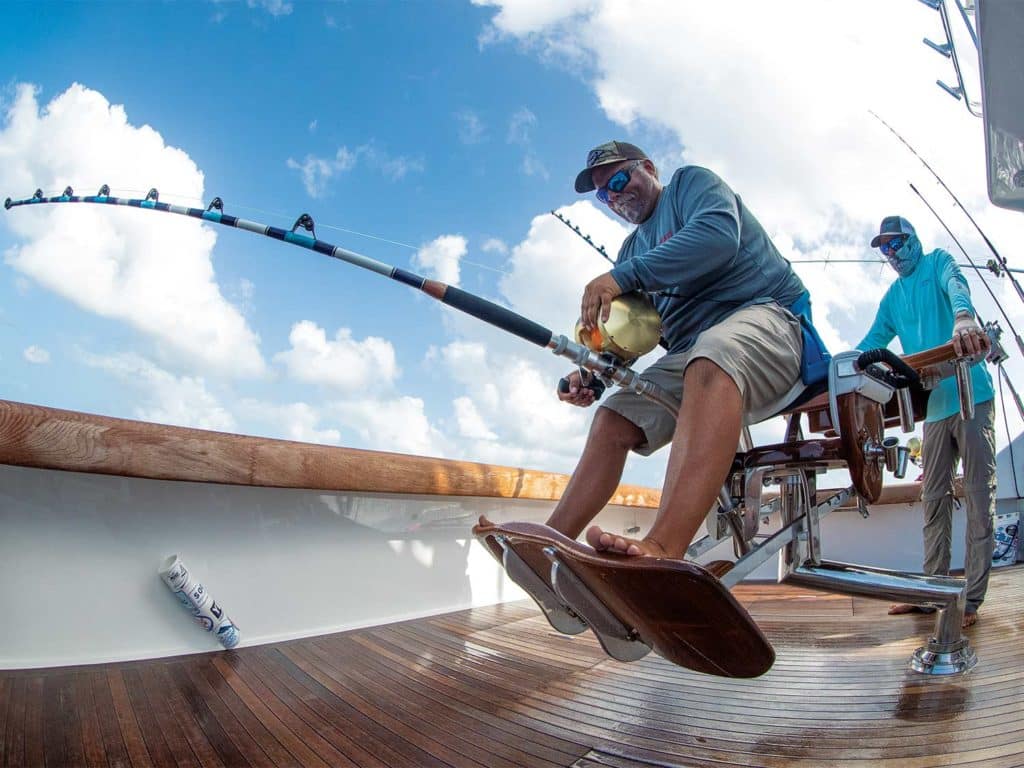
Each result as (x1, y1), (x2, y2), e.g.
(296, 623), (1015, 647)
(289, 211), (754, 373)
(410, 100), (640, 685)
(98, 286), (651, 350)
(0, 399), (657, 507)
(4, 568), (1023, 767)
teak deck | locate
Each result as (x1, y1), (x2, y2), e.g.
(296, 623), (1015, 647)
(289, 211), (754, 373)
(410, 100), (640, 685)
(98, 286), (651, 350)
(4, 568), (1024, 768)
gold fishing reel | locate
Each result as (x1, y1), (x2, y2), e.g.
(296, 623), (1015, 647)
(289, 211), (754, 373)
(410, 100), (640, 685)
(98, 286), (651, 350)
(574, 292), (662, 363)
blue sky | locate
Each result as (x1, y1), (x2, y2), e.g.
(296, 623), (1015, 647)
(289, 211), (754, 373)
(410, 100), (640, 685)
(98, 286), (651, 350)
(1, 1), (1022, 491)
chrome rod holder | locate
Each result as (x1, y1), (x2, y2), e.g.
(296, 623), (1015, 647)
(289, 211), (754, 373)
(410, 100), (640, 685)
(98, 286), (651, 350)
(896, 387), (915, 432)
(883, 436), (910, 479)
(955, 359), (975, 420)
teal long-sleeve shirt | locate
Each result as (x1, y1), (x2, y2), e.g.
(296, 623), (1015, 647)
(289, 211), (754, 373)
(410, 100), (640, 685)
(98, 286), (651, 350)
(857, 248), (993, 422)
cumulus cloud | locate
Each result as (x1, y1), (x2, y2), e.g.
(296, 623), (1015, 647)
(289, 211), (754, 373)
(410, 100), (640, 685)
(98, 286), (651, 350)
(274, 320), (399, 391)
(413, 234), (467, 286)
(23, 345), (49, 364)
(82, 352), (237, 431)
(236, 399), (341, 445)
(329, 396), (446, 456)
(0, 83), (265, 378)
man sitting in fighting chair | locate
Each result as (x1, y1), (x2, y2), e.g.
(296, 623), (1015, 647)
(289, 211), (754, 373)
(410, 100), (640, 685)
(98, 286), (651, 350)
(551, 141), (823, 559)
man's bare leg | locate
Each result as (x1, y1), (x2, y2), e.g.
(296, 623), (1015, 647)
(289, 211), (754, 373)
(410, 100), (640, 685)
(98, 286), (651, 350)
(586, 359), (742, 558)
(545, 407), (645, 539)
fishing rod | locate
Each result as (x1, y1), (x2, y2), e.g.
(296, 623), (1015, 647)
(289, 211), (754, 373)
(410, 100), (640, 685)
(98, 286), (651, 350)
(4, 186), (680, 417)
(909, 181), (1024, 358)
(550, 210), (615, 265)
(870, 110), (1024, 307)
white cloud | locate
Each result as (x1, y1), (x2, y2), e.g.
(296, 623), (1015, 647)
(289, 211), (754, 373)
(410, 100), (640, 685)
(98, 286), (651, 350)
(236, 399), (341, 445)
(286, 147), (356, 198)
(0, 83), (265, 378)
(506, 107), (537, 145)
(274, 320), (399, 392)
(329, 396), (446, 456)
(413, 235), (467, 286)
(481, 237), (508, 255)
(286, 143), (423, 196)
(23, 345), (49, 364)
(82, 352), (237, 431)
(506, 107), (548, 178)
(453, 396), (497, 439)
(247, 0), (293, 17)
(455, 109), (486, 144)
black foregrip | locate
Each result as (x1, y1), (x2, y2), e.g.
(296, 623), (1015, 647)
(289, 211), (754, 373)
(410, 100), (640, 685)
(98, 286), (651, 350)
(442, 286), (553, 348)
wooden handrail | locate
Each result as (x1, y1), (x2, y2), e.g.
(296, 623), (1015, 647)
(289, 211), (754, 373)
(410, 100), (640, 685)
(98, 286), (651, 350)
(0, 400), (660, 507)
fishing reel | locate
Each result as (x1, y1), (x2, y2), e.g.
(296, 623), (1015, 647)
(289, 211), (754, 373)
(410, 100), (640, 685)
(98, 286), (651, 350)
(558, 292), (662, 403)
(573, 292), (662, 364)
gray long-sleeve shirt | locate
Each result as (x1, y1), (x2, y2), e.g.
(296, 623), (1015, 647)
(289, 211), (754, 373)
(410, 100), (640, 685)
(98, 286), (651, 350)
(609, 166), (806, 354)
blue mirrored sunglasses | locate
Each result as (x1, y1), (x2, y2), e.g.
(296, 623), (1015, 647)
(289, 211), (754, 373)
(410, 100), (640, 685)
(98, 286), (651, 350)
(596, 160), (641, 203)
(879, 235), (906, 256)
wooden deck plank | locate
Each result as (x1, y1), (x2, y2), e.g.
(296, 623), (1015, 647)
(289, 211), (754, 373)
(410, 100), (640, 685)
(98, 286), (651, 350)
(3, 568), (1024, 767)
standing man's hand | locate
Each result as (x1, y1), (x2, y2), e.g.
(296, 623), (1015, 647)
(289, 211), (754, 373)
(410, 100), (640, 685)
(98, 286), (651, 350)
(581, 272), (623, 330)
(952, 311), (988, 357)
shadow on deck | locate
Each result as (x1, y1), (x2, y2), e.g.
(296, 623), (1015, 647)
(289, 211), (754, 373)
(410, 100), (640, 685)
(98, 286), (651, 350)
(3, 567), (1023, 768)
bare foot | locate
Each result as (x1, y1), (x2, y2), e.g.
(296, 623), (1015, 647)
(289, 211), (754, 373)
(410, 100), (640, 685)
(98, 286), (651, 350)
(888, 603), (936, 615)
(962, 611), (978, 629)
(585, 525), (670, 557)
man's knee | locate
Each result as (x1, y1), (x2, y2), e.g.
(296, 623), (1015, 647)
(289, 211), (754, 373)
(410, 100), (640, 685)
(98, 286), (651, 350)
(684, 357), (740, 396)
(589, 407), (645, 451)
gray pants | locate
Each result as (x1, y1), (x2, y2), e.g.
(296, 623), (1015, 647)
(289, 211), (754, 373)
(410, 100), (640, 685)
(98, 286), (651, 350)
(921, 399), (997, 613)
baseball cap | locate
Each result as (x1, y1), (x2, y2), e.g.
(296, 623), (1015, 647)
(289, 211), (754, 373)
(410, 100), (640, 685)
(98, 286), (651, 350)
(870, 216), (917, 248)
(574, 141), (649, 193)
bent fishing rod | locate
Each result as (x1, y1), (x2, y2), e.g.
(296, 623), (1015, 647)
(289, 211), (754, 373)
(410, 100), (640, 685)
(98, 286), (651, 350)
(4, 186), (680, 417)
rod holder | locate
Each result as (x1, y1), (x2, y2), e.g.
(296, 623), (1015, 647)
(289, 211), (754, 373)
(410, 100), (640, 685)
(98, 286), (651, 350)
(955, 359), (975, 421)
(882, 437), (909, 479)
(896, 387), (915, 433)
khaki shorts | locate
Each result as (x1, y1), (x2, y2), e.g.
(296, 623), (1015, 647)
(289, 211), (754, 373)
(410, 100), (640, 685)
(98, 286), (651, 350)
(600, 302), (802, 455)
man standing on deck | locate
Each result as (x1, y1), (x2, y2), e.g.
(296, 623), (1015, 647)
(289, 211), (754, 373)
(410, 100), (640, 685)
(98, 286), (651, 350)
(858, 216), (996, 629)
(548, 140), (815, 562)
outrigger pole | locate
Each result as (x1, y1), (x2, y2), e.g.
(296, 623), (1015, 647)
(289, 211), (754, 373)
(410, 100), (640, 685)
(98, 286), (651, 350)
(4, 186), (680, 416)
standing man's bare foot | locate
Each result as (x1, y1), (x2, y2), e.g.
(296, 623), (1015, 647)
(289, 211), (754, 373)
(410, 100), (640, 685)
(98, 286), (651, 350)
(585, 525), (671, 557)
(887, 603), (936, 615)
(962, 611), (978, 629)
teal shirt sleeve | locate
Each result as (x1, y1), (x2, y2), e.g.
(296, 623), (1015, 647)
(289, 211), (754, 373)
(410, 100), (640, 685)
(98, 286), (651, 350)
(857, 293), (897, 351)
(610, 167), (740, 293)
(937, 249), (974, 317)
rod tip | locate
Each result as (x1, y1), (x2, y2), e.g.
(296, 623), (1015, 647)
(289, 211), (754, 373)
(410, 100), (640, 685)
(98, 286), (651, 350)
(3, 198), (11, 210)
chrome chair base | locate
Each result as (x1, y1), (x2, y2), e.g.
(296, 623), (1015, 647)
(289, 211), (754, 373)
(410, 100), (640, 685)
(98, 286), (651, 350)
(910, 637), (978, 675)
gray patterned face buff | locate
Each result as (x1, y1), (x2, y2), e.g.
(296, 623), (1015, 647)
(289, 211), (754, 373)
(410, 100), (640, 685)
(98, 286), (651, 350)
(884, 234), (923, 277)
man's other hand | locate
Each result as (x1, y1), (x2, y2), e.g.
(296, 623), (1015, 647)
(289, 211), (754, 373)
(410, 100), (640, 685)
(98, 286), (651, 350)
(557, 370), (598, 407)
(581, 272), (623, 330)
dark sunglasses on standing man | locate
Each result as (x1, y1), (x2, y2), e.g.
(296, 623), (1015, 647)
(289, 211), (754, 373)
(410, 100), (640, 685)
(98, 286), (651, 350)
(879, 235), (907, 256)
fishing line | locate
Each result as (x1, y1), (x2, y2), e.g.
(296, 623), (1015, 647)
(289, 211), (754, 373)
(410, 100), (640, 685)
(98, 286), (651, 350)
(997, 365), (1024, 498)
